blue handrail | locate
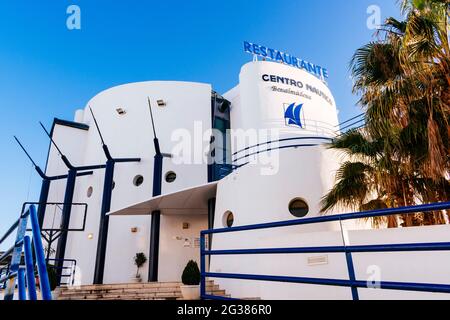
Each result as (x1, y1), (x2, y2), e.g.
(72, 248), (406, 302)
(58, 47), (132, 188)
(0, 205), (52, 300)
(46, 258), (77, 286)
(200, 201), (450, 300)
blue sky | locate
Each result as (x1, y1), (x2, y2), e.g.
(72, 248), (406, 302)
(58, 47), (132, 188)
(0, 0), (401, 244)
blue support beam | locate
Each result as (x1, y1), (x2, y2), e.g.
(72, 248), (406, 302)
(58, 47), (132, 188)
(24, 236), (37, 300)
(17, 269), (26, 301)
(148, 150), (163, 282)
(29, 205), (52, 300)
(200, 234), (206, 298)
(93, 159), (114, 284)
(37, 179), (50, 229)
(54, 169), (77, 285)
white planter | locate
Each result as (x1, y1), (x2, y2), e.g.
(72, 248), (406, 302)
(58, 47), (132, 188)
(180, 285), (200, 300)
(51, 288), (60, 300)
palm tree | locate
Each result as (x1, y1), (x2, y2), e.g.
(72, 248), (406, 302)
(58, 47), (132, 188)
(321, 129), (405, 228)
(321, 129), (449, 227)
(321, 0), (449, 227)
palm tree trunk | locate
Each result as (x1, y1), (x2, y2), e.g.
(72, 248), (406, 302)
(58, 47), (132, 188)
(387, 216), (398, 228)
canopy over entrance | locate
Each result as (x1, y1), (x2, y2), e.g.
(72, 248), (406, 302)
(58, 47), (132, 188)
(107, 182), (218, 216)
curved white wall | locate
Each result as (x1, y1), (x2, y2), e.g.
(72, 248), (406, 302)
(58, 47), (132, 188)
(46, 81), (213, 284)
(210, 61), (351, 299)
(228, 61), (338, 148)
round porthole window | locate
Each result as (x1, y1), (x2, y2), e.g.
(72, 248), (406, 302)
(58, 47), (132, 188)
(165, 171), (177, 183)
(133, 175), (144, 187)
(87, 186), (93, 198)
(223, 211), (234, 228)
(289, 198), (309, 218)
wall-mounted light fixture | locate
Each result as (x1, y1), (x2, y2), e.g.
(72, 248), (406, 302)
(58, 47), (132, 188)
(156, 100), (166, 107)
(88, 233), (94, 240)
(131, 227), (138, 233)
(182, 222), (190, 230)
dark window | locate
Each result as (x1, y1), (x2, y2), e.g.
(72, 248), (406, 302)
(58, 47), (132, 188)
(289, 199), (309, 217)
(224, 211), (234, 228)
(87, 186), (93, 198)
(165, 171), (177, 183)
(133, 175), (144, 187)
(209, 92), (232, 182)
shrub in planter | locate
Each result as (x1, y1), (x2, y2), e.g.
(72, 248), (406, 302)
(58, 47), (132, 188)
(182, 260), (200, 285)
(180, 260), (200, 300)
(46, 264), (58, 291)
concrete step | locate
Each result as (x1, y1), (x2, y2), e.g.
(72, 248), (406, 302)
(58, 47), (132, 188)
(57, 281), (228, 300)
(59, 288), (224, 298)
(59, 286), (220, 297)
(61, 280), (214, 291)
(58, 290), (227, 300)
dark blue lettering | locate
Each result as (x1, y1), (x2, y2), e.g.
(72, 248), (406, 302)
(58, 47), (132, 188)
(244, 41), (252, 53)
(315, 66), (322, 76)
(252, 44), (260, 55)
(307, 62), (317, 74)
(283, 53), (292, 65)
(260, 46), (268, 57)
(300, 60), (308, 70)
(275, 51), (284, 62)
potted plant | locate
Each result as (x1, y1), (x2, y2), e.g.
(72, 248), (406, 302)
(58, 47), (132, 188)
(180, 260), (201, 300)
(46, 264), (58, 290)
(133, 252), (147, 283)
(46, 264), (59, 298)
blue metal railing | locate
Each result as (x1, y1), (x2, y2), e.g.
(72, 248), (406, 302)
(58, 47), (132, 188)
(47, 258), (77, 286)
(200, 201), (450, 300)
(232, 137), (332, 164)
(0, 205), (52, 300)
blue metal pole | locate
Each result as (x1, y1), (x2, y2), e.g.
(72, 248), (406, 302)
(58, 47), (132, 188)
(29, 205), (52, 300)
(345, 251), (359, 300)
(37, 179), (51, 229)
(93, 159), (114, 284)
(148, 151), (163, 282)
(200, 234), (206, 299)
(17, 268), (26, 300)
(339, 218), (359, 300)
(23, 236), (37, 300)
(54, 168), (77, 285)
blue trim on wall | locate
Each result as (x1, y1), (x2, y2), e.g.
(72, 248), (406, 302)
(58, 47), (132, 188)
(233, 143), (321, 163)
(53, 118), (90, 132)
(232, 136), (332, 157)
(43, 118), (90, 173)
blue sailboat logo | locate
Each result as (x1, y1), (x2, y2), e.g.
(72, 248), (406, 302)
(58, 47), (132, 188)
(284, 103), (304, 128)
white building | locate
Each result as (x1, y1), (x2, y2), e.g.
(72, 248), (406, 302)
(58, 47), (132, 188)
(43, 60), (450, 300)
